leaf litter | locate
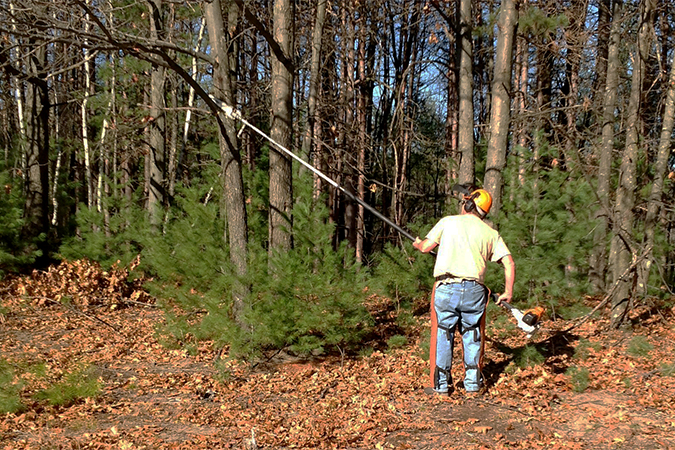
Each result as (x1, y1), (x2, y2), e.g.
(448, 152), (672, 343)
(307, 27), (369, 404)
(0, 260), (674, 449)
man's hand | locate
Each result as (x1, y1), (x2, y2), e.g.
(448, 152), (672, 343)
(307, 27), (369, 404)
(495, 292), (511, 305)
(413, 237), (437, 253)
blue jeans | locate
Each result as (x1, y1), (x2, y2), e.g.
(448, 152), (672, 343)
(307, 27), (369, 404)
(433, 280), (487, 393)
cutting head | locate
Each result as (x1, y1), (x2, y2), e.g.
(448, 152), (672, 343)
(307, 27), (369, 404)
(498, 301), (540, 338)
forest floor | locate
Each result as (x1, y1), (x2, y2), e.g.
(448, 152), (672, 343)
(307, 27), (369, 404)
(1, 260), (674, 449)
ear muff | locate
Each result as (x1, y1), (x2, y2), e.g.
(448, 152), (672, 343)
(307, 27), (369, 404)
(463, 195), (477, 213)
(464, 189), (492, 216)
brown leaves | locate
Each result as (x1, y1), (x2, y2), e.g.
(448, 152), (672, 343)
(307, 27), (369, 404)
(1, 265), (675, 449)
(4, 257), (151, 309)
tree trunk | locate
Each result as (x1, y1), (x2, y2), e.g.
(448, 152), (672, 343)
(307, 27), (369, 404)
(456, 0), (474, 186)
(268, 0), (294, 253)
(515, 35), (529, 191)
(204, 0), (249, 322)
(638, 50), (675, 295)
(484, 0), (517, 220)
(147, 0), (166, 226)
(301, 0), (326, 166)
(338, 6), (356, 249)
(82, 5), (94, 210)
(609, 0), (654, 328)
(355, 11), (376, 262)
(594, 0), (611, 106)
(181, 16), (205, 187)
(21, 44), (50, 262)
(590, 0), (622, 294)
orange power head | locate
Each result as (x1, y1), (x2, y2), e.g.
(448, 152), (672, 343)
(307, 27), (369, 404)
(522, 306), (545, 327)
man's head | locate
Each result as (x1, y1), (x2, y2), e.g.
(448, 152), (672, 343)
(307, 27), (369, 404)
(462, 189), (492, 218)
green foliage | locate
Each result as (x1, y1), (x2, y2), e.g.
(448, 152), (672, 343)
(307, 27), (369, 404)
(1, 358), (99, 412)
(419, 329), (431, 362)
(519, 6), (569, 37)
(387, 335), (408, 350)
(497, 141), (595, 304)
(358, 346), (375, 358)
(58, 192), (147, 269)
(370, 222), (436, 305)
(0, 172), (41, 275)
(235, 178), (373, 357)
(0, 359), (23, 414)
(511, 344), (546, 368)
(659, 362), (675, 377)
(573, 339), (602, 362)
(35, 365), (101, 407)
(566, 366), (590, 393)
(487, 304), (517, 339)
(395, 309), (417, 332)
(143, 173), (373, 358)
(556, 302), (593, 320)
(626, 336), (654, 358)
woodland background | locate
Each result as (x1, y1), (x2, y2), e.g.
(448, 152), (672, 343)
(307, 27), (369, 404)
(1, 0), (675, 356)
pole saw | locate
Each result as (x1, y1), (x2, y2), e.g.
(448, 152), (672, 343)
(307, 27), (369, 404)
(212, 99), (545, 336)
(209, 97), (418, 244)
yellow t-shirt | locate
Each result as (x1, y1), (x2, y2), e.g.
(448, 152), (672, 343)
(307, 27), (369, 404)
(425, 214), (511, 283)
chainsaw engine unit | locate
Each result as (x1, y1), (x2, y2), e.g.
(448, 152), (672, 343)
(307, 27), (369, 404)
(522, 306), (545, 326)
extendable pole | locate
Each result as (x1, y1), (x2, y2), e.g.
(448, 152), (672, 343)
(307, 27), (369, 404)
(212, 97), (417, 243)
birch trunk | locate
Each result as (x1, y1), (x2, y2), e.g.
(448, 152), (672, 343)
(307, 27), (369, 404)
(82, 7), (93, 209)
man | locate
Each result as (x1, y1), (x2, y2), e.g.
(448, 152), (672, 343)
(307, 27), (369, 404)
(413, 187), (515, 396)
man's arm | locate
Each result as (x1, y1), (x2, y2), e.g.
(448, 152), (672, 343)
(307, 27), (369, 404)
(413, 237), (438, 253)
(496, 254), (515, 304)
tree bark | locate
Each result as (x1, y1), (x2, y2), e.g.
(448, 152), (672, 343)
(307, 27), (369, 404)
(204, 0), (249, 322)
(590, 0), (622, 294)
(301, 0), (326, 166)
(21, 43), (50, 261)
(638, 50), (675, 295)
(268, 0), (294, 253)
(515, 35), (529, 191)
(609, 0), (654, 328)
(484, 0), (517, 220)
(147, 0), (166, 226)
(456, 0), (474, 186)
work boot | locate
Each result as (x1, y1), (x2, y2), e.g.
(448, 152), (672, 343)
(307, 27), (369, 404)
(423, 387), (450, 396)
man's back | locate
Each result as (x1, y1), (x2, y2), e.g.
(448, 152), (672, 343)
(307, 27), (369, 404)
(426, 214), (509, 282)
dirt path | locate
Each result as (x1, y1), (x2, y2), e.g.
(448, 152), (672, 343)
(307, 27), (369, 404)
(1, 298), (674, 449)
